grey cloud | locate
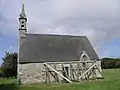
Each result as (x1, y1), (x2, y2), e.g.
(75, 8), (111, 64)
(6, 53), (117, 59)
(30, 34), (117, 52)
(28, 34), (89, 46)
(53, 17), (120, 44)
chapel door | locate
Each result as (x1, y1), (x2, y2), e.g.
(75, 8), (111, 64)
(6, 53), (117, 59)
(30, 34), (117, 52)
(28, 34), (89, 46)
(63, 66), (69, 82)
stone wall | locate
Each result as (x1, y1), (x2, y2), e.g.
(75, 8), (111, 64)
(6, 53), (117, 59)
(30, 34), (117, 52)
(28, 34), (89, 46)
(18, 63), (45, 83)
(18, 61), (102, 84)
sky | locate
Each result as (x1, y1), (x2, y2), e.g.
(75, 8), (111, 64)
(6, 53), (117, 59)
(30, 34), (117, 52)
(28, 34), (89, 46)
(0, 0), (120, 65)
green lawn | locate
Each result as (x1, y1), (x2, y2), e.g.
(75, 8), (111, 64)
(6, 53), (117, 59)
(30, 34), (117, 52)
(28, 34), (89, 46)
(0, 69), (120, 90)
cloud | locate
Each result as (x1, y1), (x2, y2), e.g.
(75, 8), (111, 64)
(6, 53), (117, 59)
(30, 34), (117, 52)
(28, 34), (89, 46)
(0, 0), (120, 58)
(51, 0), (120, 19)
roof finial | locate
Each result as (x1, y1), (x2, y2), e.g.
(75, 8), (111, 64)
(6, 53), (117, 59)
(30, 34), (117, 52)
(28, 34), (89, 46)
(20, 0), (26, 18)
(22, 0), (24, 5)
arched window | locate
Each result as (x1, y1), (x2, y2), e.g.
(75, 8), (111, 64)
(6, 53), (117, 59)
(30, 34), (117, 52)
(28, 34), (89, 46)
(82, 55), (87, 67)
(79, 51), (90, 61)
(79, 51), (90, 68)
(82, 55), (87, 61)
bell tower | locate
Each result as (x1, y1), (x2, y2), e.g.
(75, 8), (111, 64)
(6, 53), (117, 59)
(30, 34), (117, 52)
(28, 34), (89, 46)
(19, 3), (27, 38)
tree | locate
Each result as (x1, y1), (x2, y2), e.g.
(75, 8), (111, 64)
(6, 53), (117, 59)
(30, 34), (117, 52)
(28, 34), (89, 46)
(0, 67), (2, 73)
(1, 52), (17, 77)
(101, 58), (120, 69)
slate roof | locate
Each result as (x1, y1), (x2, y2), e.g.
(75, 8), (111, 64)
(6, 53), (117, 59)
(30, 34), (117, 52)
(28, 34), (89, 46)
(19, 34), (99, 63)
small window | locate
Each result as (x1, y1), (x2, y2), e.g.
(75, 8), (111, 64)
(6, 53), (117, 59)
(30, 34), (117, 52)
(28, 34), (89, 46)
(21, 21), (24, 24)
(21, 25), (24, 27)
(82, 62), (86, 67)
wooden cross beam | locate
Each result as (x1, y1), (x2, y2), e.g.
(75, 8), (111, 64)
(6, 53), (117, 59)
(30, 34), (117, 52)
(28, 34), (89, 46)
(44, 63), (72, 83)
(78, 62), (97, 81)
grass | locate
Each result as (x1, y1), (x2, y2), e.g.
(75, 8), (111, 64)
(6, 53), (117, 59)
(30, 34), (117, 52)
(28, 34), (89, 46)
(0, 69), (120, 90)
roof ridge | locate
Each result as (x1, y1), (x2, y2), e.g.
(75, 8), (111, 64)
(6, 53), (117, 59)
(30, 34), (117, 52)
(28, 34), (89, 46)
(27, 33), (87, 37)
